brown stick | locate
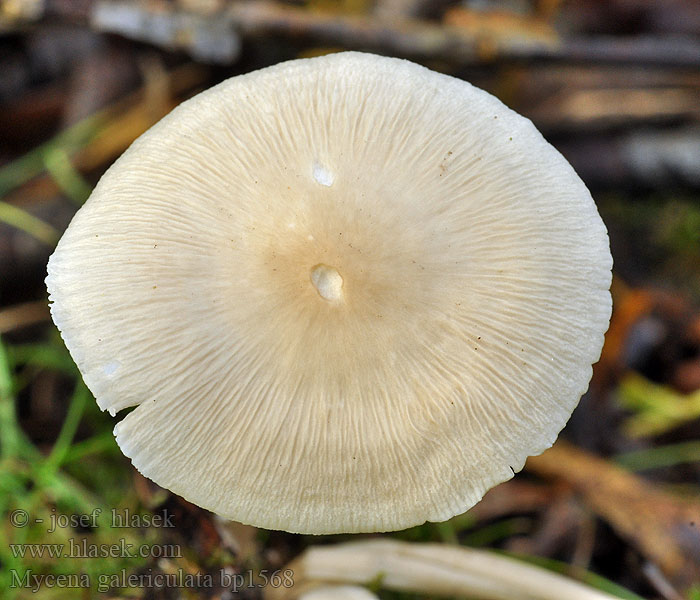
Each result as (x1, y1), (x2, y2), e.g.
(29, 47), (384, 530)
(228, 1), (700, 68)
(527, 441), (700, 592)
(33, 0), (700, 68)
(0, 301), (50, 334)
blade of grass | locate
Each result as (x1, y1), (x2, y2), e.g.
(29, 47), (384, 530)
(0, 467), (28, 497)
(0, 62), (208, 205)
(432, 520), (458, 544)
(0, 338), (31, 598)
(462, 517), (531, 547)
(37, 382), (90, 479)
(615, 441), (700, 471)
(0, 337), (21, 459)
(0, 200), (60, 246)
(62, 430), (118, 462)
(43, 147), (92, 206)
(8, 342), (78, 375)
(619, 374), (700, 437)
(0, 112), (104, 198)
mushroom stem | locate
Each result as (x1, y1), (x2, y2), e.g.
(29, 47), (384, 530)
(299, 585), (379, 600)
(266, 540), (622, 600)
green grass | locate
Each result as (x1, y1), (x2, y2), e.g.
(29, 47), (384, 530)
(0, 335), (147, 598)
(0, 112), (102, 200)
(616, 441), (700, 471)
(618, 373), (700, 437)
(0, 329), (664, 599)
(0, 201), (59, 246)
(0, 105), (97, 247)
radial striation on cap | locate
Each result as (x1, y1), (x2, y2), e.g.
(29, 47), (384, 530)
(46, 52), (612, 534)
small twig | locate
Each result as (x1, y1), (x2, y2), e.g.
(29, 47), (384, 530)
(91, 0), (240, 64)
(227, 0), (537, 64)
(27, 0), (700, 68)
(641, 563), (685, 600)
(227, 1), (700, 68)
(0, 301), (50, 334)
(527, 441), (700, 592)
(571, 512), (597, 571)
(373, 0), (453, 20)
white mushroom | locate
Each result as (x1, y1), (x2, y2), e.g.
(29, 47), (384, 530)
(46, 51), (612, 534)
(266, 539), (622, 600)
(299, 585), (379, 600)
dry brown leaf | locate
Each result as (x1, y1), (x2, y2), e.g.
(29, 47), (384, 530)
(443, 7), (558, 45)
(527, 441), (700, 591)
(592, 279), (654, 390)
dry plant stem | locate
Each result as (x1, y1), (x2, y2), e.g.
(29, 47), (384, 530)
(0, 301), (50, 334)
(300, 585), (379, 600)
(29, 0), (700, 68)
(91, 0), (239, 64)
(0, 62), (207, 207)
(227, 1), (700, 67)
(0, 200), (59, 246)
(228, 1), (549, 64)
(266, 539), (621, 600)
(527, 441), (700, 591)
(641, 563), (685, 600)
(373, 0), (452, 20)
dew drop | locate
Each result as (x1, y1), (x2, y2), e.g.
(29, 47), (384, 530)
(312, 162), (334, 187)
(310, 264), (343, 302)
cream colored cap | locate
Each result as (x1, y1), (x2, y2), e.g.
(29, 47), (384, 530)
(46, 52), (612, 534)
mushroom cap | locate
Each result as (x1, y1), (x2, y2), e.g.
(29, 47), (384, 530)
(46, 52), (612, 534)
